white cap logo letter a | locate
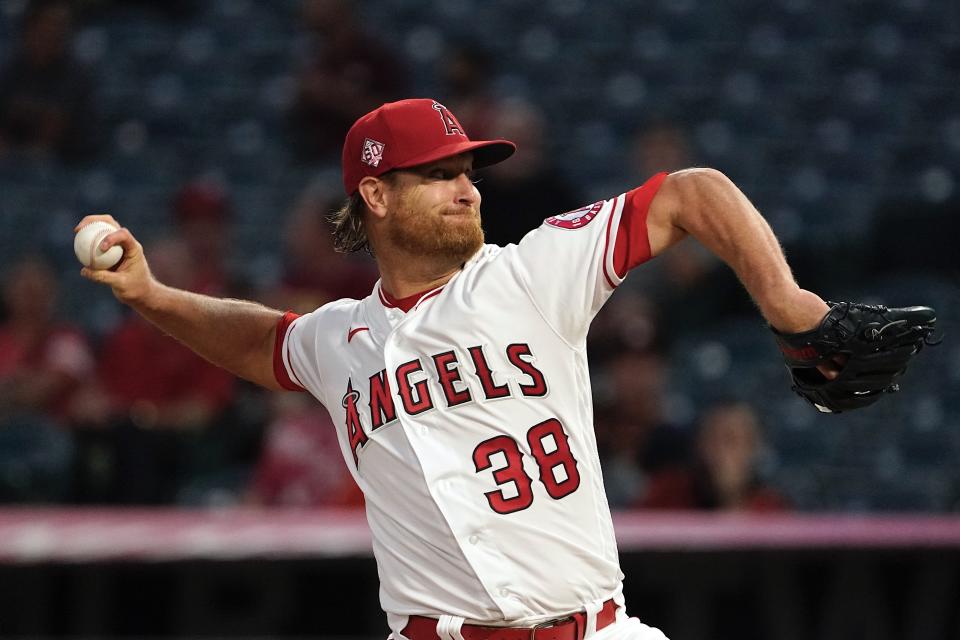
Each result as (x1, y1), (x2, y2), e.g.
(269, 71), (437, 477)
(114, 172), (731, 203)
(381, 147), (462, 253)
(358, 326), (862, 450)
(432, 101), (465, 136)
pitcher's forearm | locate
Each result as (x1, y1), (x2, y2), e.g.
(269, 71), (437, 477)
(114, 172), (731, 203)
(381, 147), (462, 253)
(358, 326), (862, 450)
(653, 169), (829, 332)
(75, 216), (289, 390)
(132, 282), (285, 389)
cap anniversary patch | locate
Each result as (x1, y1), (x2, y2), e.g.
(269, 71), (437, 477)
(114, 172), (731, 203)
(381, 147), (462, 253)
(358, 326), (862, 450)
(361, 138), (385, 167)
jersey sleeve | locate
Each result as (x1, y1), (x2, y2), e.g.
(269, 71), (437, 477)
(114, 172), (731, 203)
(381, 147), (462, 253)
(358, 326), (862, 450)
(273, 311), (306, 392)
(274, 308), (337, 409)
(513, 172), (668, 344)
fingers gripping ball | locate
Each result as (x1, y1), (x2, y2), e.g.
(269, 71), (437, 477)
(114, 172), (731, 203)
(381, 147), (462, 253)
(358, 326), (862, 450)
(74, 221), (123, 270)
(771, 302), (941, 413)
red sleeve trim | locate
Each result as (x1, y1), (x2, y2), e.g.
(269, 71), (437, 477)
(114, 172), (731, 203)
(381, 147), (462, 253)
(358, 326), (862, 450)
(600, 196), (621, 290)
(273, 311), (305, 392)
(612, 172), (669, 278)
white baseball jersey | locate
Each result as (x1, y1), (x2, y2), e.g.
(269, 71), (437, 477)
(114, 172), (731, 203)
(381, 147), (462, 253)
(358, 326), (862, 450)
(274, 173), (668, 634)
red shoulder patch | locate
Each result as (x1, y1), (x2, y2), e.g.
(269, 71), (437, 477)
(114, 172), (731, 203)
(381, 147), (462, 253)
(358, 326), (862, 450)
(545, 200), (604, 229)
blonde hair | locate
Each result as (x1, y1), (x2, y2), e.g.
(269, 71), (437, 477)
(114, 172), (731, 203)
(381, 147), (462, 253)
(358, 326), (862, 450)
(329, 172), (401, 254)
(328, 192), (370, 254)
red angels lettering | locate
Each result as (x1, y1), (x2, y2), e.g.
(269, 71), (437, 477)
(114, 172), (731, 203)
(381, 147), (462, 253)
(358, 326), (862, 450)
(396, 359), (435, 415)
(356, 345), (551, 436)
(431, 101), (465, 136)
(342, 380), (368, 465)
(368, 369), (396, 429)
(506, 343), (548, 397)
(432, 351), (473, 407)
(468, 345), (511, 400)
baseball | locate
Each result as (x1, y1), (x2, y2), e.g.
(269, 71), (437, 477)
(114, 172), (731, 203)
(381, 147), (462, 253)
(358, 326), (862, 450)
(74, 221), (123, 270)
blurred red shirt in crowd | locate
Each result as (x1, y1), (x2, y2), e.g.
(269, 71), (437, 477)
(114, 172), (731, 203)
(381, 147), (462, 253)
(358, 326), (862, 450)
(639, 401), (789, 513)
(173, 179), (232, 296)
(249, 393), (363, 507)
(97, 316), (235, 429)
(0, 258), (93, 422)
(92, 238), (235, 430)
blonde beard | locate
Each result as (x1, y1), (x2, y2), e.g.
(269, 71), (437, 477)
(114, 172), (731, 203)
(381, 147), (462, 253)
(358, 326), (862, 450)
(387, 198), (485, 263)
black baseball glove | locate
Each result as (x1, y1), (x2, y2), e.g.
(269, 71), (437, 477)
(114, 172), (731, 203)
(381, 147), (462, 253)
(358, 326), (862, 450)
(772, 302), (940, 413)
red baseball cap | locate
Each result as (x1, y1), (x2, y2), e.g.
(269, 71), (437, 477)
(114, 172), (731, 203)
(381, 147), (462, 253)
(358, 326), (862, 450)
(341, 98), (516, 195)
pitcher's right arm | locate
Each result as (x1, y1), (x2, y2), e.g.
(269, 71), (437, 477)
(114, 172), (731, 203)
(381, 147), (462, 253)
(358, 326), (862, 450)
(77, 215), (286, 391)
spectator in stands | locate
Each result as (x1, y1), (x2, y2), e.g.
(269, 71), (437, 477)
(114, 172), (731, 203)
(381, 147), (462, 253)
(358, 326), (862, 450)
(0, 257), (90, 502)
(287, 0), (409, 161)
(247, 391), (363, 507)
(171, 177), (235, 296)
(595, 349), (691, 508)
(0, 0), (100, 163)
(629, 118), (693, 179)
(477, 99), (583, 246)
(627, 120), (753, 341)
(640, 401), (789, 512)
(261, 178), (377, 315)
(587, 289), (664, 364)
(69, 238), (236, 504)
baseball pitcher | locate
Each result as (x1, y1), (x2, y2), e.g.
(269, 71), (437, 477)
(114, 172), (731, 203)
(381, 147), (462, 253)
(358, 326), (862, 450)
(78, 99), (937, 640)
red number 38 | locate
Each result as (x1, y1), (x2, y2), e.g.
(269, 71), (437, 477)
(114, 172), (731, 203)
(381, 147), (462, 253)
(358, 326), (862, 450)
(471, 418), (581, 514)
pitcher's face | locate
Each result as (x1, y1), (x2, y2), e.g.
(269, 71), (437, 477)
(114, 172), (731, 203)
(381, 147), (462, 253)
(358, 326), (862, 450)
(385, 153), (484, 262)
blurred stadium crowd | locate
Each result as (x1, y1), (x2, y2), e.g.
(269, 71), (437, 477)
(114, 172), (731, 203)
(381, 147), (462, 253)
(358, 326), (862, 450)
(0, 0), (958, 512)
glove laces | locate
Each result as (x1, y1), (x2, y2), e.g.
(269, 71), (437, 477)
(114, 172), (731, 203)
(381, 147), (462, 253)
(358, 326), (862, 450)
(829, 301), (889, 314)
